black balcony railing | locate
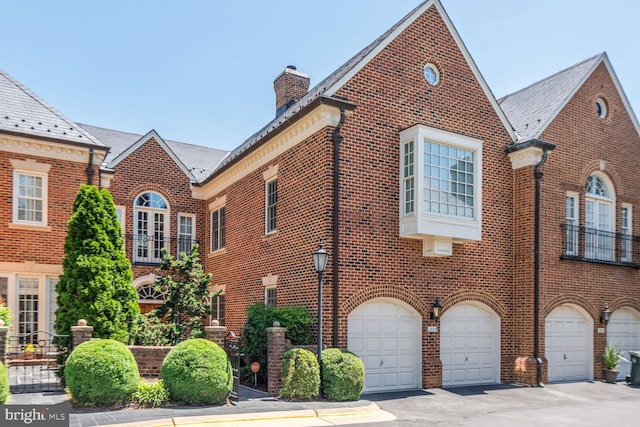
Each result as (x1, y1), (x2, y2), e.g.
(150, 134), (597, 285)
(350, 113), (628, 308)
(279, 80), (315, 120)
(125, 234), (198, 264)
(560, 223), (639, 267)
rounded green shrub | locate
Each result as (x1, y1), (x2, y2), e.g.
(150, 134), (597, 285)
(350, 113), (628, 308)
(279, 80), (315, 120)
(321, 348), (365, 401)
(280, 348), (319, 400)
(161, 338), (232, 405)
(65, 339), (140, 407)
(0, 361), (9, 404)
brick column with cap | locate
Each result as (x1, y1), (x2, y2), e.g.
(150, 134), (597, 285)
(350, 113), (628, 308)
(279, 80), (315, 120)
(204, 320), (227, 348)
(71, 319), (93, 349)
(267, 321), (287, 396)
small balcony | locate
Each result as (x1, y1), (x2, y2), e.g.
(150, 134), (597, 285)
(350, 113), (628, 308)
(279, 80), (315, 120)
(126, 234), (198, 265)
(560, 224), (638, 268)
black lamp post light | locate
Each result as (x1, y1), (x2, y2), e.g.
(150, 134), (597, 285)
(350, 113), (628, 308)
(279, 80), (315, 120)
(600, 304), (611, 324)
(312, 241), (330, 368)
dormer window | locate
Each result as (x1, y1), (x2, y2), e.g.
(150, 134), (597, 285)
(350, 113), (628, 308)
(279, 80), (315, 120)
(399, 124), (483, 256)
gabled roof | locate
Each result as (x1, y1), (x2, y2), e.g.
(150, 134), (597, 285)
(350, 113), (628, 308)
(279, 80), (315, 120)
(207, 0), (517, 182)
(499, 53), (640, 141)
(80, 123), (229, 183)
(0, 68), (104, 148)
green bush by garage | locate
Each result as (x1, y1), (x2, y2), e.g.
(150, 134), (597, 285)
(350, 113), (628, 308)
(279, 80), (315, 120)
(161, 338), (232, 405)
(65, 339), (140, 407)
(321, 348), (365, 401)
(280, 348), (320, 400)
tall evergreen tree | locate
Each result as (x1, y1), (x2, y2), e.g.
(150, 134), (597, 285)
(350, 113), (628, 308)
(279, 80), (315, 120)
(55, 185), (139, 343)
(153, 243), (213, 344)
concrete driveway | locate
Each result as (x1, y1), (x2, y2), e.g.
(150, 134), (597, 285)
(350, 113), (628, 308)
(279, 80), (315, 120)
(359, 381), (639, 426)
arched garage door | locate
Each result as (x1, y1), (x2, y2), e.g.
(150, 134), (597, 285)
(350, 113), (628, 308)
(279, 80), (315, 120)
(607, 307), (640, 380)
(348, 298), (421, 393)
(545, 304), (592, 382)
(440, 302), (501, 387)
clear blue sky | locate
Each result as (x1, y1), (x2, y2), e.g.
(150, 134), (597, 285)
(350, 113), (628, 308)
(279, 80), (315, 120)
(1, 0), (638, 151)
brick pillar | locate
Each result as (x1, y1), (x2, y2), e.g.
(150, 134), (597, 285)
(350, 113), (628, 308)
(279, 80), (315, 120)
(204, 320), (227, 348)
(70, 319), (93, 349)
(0, 321), (8, 363)
(267, 322), (287, 396)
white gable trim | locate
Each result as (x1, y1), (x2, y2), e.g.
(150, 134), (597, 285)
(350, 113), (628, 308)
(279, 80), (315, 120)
(324, 0), (517, 143)
(106, 129), (196, 182)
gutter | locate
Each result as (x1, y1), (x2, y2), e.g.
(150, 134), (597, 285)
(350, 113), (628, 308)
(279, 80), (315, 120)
(332, 107), (346, 347)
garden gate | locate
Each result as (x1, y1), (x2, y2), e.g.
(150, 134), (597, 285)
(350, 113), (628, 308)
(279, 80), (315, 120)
(224, 335), (242, 401)
(7, 330), (72, 393)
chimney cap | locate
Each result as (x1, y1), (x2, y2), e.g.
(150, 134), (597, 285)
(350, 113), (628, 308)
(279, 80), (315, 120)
(286, 65), (297, 70)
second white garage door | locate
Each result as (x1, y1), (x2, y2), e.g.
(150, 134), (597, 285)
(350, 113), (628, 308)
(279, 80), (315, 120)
(440, 302), (501, 387)
(348, 298), (421, 393)
(607, 307), (640, 380)
(545, 304), (592, 382)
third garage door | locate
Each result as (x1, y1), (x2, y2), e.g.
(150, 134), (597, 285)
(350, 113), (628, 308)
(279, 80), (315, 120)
(607, 308), (640, 380)
(545, 305), (592, 382)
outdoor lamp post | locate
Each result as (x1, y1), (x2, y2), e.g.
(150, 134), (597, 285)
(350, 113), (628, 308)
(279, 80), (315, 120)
(312, 241), (330, 367)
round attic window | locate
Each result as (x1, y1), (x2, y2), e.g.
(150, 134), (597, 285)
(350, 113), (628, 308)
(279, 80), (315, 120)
(595, 97), (607, 119)
(424, 63), (440, 86)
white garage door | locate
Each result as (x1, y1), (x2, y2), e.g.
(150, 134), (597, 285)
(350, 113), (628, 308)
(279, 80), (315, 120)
(440, 302), (500, 387)
(607, 308), (640, 380)
(545, 305), (592, 382)
(348, 298), (421, 393)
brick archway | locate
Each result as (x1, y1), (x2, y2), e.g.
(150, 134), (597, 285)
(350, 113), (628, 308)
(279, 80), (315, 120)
(440, 289), (507, 319)
(342, 284), (428, 319)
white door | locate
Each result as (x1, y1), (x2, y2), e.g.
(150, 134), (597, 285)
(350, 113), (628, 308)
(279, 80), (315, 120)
(440, 302), (500, 387)
(607, 308), (640, 380)
(348, 299), (421, 393)
(545, 305), (592, 382)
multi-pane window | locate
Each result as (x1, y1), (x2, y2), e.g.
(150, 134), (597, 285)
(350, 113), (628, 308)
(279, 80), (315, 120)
(403, 140), (415, 215)
(584, 174), (614, 261)
(211, 207), (226, 252)
(18, 278), (39, 340)
(134, 192), (169, 263)
(265, 287), (277, 307)
(621, 205), (633, 262)
(424, 140), (475, 219)
(47, 277), (58, 334)
(14, 172), (46, 224)
(0, 277), (8, 305)
(565, 194), (579, 255)
(211, 294), (226, 326)
(266, 179), (278, 233)
(178, 214), (195, 257)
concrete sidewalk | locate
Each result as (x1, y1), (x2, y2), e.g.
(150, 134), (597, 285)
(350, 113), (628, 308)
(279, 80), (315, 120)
(5, 385), (395, 427)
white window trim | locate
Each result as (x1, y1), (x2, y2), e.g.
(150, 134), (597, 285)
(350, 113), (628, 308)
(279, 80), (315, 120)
(584, 172), (616, 262)
(621, 203), (633, 262)
(265, 285), (277, 307)
(399, 124), (483, 256)
(265, 178), (278, 235)
(565, 192), (579, 256)
(132, 191), (170, 264)
(11, 159), (51, 228)
(177, 213), (196, 257)
(210, 207), (226, 253)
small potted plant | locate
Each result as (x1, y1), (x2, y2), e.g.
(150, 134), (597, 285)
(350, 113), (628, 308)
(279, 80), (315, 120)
(602, 343), (623, 383)
(23, 343), (35, 360)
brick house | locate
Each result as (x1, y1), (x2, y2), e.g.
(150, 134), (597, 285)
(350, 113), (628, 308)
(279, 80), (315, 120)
(1, 0), (638, 392)
(0, 68), (108, 335)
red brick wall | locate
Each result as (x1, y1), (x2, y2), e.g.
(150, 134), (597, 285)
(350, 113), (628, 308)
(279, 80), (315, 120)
(0, 150), (89, 264)
(107, 137), (207, 281)
(207, 5), (515, 388)
(128, 345), (172, 377)
(537, 62), (640, 379)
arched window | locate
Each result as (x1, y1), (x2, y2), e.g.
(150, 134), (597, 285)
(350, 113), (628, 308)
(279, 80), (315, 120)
(137, 282), (165, 315)
(134, 192), (169, 263)
(584, 173), (615, 261)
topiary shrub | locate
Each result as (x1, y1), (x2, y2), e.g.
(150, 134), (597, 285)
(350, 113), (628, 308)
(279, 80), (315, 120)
(161, 338), (232, 405)
(321, 348), (365, 401)
(65, 339), (140, 407)
(280, 348), (320, 400)
(0, 361), (9, 404)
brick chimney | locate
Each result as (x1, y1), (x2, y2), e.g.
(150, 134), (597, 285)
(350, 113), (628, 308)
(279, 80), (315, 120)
(274, 65), (310, 118)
